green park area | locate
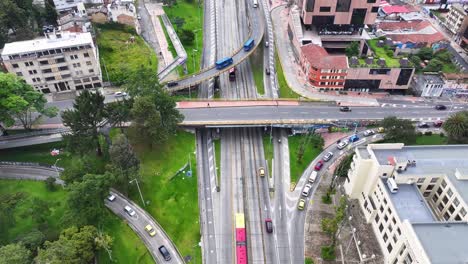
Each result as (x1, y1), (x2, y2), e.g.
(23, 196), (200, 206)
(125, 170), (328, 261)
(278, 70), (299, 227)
(366, 39), (402, 68)
(251, 44), (265, 95)
(95, 23), (158, 85)
(164, 1), (203, 75)
(276, 52), (301, 98)
(415, 134), (448, 145)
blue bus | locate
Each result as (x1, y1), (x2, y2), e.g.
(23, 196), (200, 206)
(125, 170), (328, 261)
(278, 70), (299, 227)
(215, 57), (233, 70)
(243, 38), (254, 51)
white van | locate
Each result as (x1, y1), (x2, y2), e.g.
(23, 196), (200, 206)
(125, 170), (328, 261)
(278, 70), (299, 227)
(309, 171), (317, 184)
(387, 178), (399, 193)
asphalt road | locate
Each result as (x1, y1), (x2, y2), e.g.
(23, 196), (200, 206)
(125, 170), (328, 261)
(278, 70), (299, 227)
(0, 165), (63, 185)
(0, 133), (63, 149)
(179, 103), (466, 126)
(105, 190), (184, 264)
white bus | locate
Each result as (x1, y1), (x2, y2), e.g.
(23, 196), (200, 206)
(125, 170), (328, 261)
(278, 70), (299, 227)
(253, 0), (258, 8)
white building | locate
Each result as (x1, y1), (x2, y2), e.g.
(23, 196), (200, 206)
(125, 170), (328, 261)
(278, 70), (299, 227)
(53, 0), (103, 12)
(411, 74), (445, 98)
(345, 143), (468, 264)
(445, 4), (468, 36)
(1, 30), (102, 94)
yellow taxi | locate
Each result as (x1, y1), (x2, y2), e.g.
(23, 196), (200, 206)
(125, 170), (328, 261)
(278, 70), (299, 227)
(145, 224), (156, 237)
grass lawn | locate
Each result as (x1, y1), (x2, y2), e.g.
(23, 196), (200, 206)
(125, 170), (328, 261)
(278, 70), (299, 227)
(367, 39), (402, 68)
(442, 63), (459, 73)
(288, 135), (322, 184)
(0, 180), (68, 244)
(98, 211), (154, 264)
(159, 16), (177, 58)
(251, 43), (265, 95)
(414, 134), (448, 145)
(214, 138), (221, 185)
(263, 136), (274, 176)
(276, 52), (301, 98)
(164, 1), (203, 75)
(95, 23), (158, 85)
(124, 129), (201, 263)
(0, 142), (73, 168)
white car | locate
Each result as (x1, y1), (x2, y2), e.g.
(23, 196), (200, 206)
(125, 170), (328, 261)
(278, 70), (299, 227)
(124, 205), (136, 217)
(302, 184), (312, 197)
(337, 140), (349, 150)
(363, 129), (375, 137)
(107, 194), (116, 202)
(114, 91), (128, 97)
(137, 15), (142, 20)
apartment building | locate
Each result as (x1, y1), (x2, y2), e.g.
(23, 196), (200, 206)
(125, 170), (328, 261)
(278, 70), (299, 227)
(411, 74), (445, 97)
(445, 4), (468, 37)
(53, 0), (103, 12)
(1, 31), (102, 94)
(345, 143), (468, 264)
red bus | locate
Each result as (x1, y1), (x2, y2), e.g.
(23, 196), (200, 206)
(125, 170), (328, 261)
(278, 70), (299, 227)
(235, 213), (247, 264)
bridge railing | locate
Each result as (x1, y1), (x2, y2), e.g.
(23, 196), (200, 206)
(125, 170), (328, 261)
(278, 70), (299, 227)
(0, 161), (65, 171)
(0, 128), (70, 141)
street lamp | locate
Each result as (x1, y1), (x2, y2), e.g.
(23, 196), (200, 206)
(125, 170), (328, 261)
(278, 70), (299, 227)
(190, 49), (198, 99)
(129, 178), (146, 207)
(53, 158), (61, 174)
(193, 29), (201, 51)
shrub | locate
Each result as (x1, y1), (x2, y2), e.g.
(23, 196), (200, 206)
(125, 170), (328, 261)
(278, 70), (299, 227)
(424, 131), (433, 136)
(321, 246), (336, 260)
(440, 132), (445, 137)
(417, 131), (423, 136)
(321, 193), (332, 204)
(305, 257), (314, 264)
(45, 177), (56, 191)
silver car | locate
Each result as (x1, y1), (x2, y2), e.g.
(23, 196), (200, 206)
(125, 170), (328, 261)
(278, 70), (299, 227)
(323, 152), (334, 162)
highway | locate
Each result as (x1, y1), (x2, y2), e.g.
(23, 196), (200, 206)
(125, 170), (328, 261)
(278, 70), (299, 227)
(105, 190), (184, 264)
(178, 103), (464, 126)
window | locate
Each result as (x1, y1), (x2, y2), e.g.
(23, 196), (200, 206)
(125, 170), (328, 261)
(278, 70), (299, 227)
(460, 208), (466, 217)
(430, 178), (438, 183)
(426, 184), (435, 190)
(12, 63), (19, 68)
(383, 173), (387, 177)
(336, 0), (351, 12)
(393, 235), (397, 243)
(384, 198), (387, 205)
(25, 61), (34, 66)
(438, 203), (444, 212)
(423, 191), (431, 197)
(432, 195), (438, 203)
(39, 60), (49, 65)
(16, 72), (23, 76)
(380, 205), (384, 213)
(400, 245), (407, 255)
(417, 178), (425, 183)
(28, 70), (37, 74)
(455, 214), (462, 221)
(449, 205), (455, 214)
(56, 58), (66, 63)
(92, 76), (100, 81)
(320, 6), (331, 12)
(86, 61), (92, 66)
(442, 196), (449, 204)
(454, 198), (460, 207)
(82, 78), (90, 82)
(447, 189), (453, 197)
(404, 254), (413, 264)
(84, 52), (90, 57)
(42, 69), (52, 73)
(45, 76), (55, 81)
(73, 63), (81, 68)
(392, 217), (396, 224)
(70, 54), (78, 60)
(367, 0), (376, 2)
(375, 214), (380, 223)
(384, 214), (389, 222)
(387, 244), (393, 253)
(437, 187), (443, 195)
(379, 223), (384, 232)
(397, 227), (401, 235)
(59, 66), (69, 71)
(443, 212), (450, 220)
(93, 82), (102, 88)
(74, 80), (82, 84)
(371, 6), (379, 12)
(89, 69), (94, 73)
(441, 180), (447, 188)
(383, 233), (388, 242)
(388, 225), (393, 233)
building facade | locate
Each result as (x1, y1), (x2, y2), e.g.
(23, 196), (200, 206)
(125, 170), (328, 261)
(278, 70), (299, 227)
(298, 0), (380, 27)
(411, 74), (445, 97)
(53, 0), (103, 12)
(1, 31), (102, 94)
(445, 4), (468, 38)
(344, 143), (468, 264)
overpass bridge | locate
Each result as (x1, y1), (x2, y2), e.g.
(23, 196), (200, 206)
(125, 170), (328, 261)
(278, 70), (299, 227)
(164, 1), (265, 92)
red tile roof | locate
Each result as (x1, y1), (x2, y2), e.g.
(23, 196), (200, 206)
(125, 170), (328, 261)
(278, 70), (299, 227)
(301, 44), (348, 69)
(382, 5), (412, 14)
(387, 32), (446, 46)
(378, 20), (432, 31)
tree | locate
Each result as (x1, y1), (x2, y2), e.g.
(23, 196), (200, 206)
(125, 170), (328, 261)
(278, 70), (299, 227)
(45, 176), (56, 191)
(109, 134), (140, 194)
(131, 96), (162, 147)
(172, 16), (185, 29)
(409, 55), (422, 71)
(179, 29), (195, 45)
(44, 0), (57, 25)
(0, 192), (25, 244)
(334, 154), (353, 178)
(443, 111), (468, 143)
(0, 73), (58, 130)
(423, 58), (443, 72)
(0, 243), (31, 264)
(417, 47), (433, 61)
(60, 154), (105, 184)
(65, 173), (112, 226)
(345, 41), (360, 58)
(95, 229), (114, 261)
(321, 217), (338, 237)
(434, 49), (452, 63)
(29, 198), (50, 225)
(35, 226), (99, 264)
(105, 99), (133, 130)
(162, 0), (177, 7)
(14, 229), (46, 252)
(62, 90), (106, 156)
(380, 116), (416, 144)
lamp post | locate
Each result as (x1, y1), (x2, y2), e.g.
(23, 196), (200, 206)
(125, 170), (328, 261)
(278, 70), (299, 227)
(129, 178), (145, 207)
(53, 158), (61, 174)
(193, 29), (201, 51)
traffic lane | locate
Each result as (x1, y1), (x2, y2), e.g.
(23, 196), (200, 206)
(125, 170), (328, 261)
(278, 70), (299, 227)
(179, 105), (456, 123)
(105, 192), (183, 264)
(0, 133), (63, 149)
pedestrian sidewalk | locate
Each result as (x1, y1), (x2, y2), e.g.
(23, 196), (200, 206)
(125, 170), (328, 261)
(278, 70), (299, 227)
(145, 3), (174, 68)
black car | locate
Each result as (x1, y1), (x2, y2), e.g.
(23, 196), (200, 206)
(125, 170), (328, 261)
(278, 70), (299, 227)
(418, 123), (430, 128)
(167, 82), (178, 87)
(265, 68), (270, 75)
(339, 106), (351, 112)
(158, 246), (172, 261)
(435, 105), (447, 110)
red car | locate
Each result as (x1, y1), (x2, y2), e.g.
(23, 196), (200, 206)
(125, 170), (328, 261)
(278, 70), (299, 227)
(434, 120), (443, 127)
(314, 160), (324, 171)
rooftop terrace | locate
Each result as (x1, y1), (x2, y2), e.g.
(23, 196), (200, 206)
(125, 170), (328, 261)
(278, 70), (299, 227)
(350, 39), (413, 68)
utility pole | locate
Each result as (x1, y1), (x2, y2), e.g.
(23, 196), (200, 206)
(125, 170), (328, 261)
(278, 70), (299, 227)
(129, 178), (145, 206)
(53, 158), (61, 174)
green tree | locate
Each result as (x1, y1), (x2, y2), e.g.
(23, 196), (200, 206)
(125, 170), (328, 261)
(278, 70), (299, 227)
(381, 116), (416, 144)
(0, 243), (31, 264)
(45, 176), (56, 191)
(0, 192), (25, 243)
(443, 111), (468, 143)
(109, 134), (140, 194)
(65, 174), (112, 226)
(105, 99), (133, 129)
(409, 55), (422, 71)
(162, 0), (177, 7)
(334, 154), (353, 178)
(345, 41), (360, 58)
(423, 58), (443, 72)
(14, 229), (46, 252)
(321, 217), (338, 237)
(62, 90), (106, 156)
(29, 198), (50, 225)
(417, 47), (433, 61)
(172, 16), (185, 29)
(434, 49), (452, 63)
(179, 29), (195, 45)
(95, 229), (114, 261)
(0, 73), (58, 130)
(44, 0), (57, 25)
(131, 96), (162, 147)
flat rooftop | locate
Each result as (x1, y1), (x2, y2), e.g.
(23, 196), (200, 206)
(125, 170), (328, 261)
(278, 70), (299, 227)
(373, 145), (468, 203)
(412, 222), (468, 264)
(384, 181), (435, 223)
(1, 32), (93, 56)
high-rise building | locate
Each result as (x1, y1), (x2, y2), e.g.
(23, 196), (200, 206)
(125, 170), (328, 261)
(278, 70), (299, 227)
(1, 30), (102, 95)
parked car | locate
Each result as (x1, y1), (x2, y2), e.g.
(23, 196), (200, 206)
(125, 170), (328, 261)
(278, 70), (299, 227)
(114, 91), (127, 97)
(297, 199), (306, 210)
(265, 68), (270, 75)
(309, 171), (318, 184)
(363, 129), (375, 137)
(167, 82), (178, 87)
(259, 167), (265, 177)
(107, 194), (116, 202)
(302, 184), (312, 197)
(314, 160), (324, 171)
(418, 122), (430, 128)
(158, 246), (172, 261)
(349, 134), (360, 143)
(337, 140), (349, 150)
(435, 104), (447, 110)
(339, 106), (351, 112)
(137, 15), (142, 20)
(265, 41), (269, 47)
(124, 206), (136, 217)
(145, 224), (156, 237)
(265, 218), (273, 233)
(322, 152), (334, 162)
(377, 127), (385, 133)
(434, 120), (443, 127)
